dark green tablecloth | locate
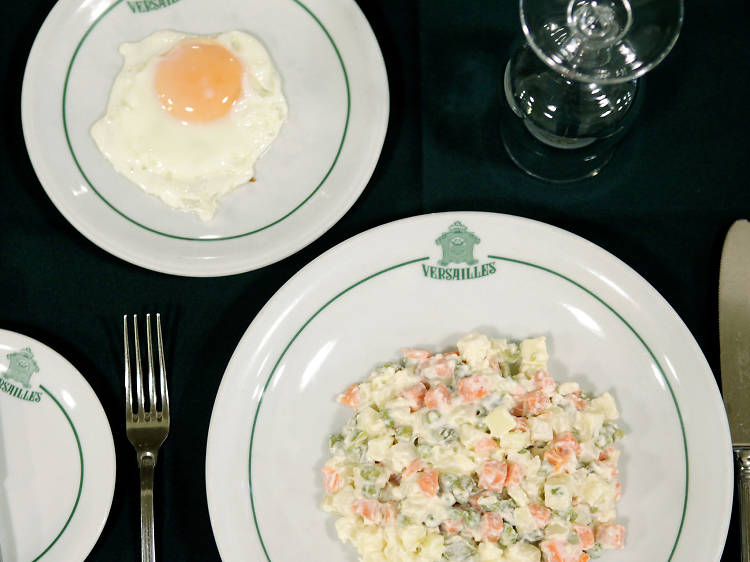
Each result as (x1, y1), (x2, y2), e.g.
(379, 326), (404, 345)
(1, 0), (745, 559)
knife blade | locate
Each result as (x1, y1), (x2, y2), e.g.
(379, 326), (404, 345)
(719, 219), (750, 562)
(720, 219), (750, 446)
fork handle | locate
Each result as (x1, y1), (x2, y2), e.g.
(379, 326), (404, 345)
(738, 449), (750, 562)
(139, 453), (157, 562)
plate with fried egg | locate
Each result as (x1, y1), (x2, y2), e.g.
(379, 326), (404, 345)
(21, 0), (389, 276)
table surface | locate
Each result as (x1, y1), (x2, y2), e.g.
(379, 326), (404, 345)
(1, 0), (746, 560)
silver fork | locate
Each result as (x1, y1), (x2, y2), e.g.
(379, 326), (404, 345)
(124, 314), (170, 562)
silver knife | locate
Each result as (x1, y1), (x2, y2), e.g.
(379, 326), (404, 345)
(720, 219), (750, 562)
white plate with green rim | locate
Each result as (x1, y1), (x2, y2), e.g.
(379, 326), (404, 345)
(204, 212), (732, 561)
(0, 329), (115, 562)
(21, 0), (388, 277)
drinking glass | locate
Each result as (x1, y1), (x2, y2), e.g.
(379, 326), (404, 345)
(501, 0), (684, 182)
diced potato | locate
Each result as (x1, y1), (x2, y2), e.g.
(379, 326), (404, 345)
(589, 392), (619, 420)
(499, 430), (531, 452)
(581, 473), (611, 507)
(367, 435), (394, 463)
(558, 381), (580, 395)
(546, 406), (572, 435)
(457, 332), (493, 369)
(513, 506), (538, 535)
(487, 406), (516, 437)
(573, 411), (605, 442)
(357, 406), (388, 435)
(505, 541), (541, 562)
(529, 418), (553, 443)
(519, 337), (548, 372)
(478, 540), (506, 561)
(386, 441), (417, 472)
(544, 522), (570, 540)
(544, 475), (573, 511)
(399, 524), (427, 552)
(419, 533), (445, 561)
(508, 485), (529, 507)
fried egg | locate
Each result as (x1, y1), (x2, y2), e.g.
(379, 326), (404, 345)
(91, 30), (287, 221)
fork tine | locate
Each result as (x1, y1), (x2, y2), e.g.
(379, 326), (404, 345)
(146, 314), (157, 414)
(124, 315), (133, 417)
(156, 313), (169, 419)
(133, 314), (145, 417)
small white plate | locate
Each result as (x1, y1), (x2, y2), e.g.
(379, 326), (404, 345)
(21, 0), (388, 277)
(205, 212), (732, 561)
(0, 329), (116, 562)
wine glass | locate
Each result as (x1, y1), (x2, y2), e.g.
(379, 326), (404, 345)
(501, 0), (684, 182)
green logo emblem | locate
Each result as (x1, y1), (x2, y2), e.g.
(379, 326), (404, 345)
(4, 348), (39, 388)
(1, 347), (43, 403)
(436, 221), (480, 266)
(422, 221), (497, 281)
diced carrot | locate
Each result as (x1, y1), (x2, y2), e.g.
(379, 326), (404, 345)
(402, 348), (431, 360)
(528, 503), (551, 528)
(544, 432), (581, 473)
(474, 437), (499, 455)
(568, 390), (587, 410)
(615, 480), (622, 501)
(534, 370), (556, 394)
(322, 465), (343, 493)
(440, 519), (464, 535)
(513, 416), (530, 432)
(403, 459), (426, 478)
(458, 375), (491, 402)
(511, 390), (551, 416)
(417, 468), (439, 496)
(338, 383), (360, 410)
(540, 539), (583, 562)
(505, 461), (524, 488)
(595, 524), (626, 549)
(480, 512), (505, 542)
(381, 501), (398, 524)
(417, 354), (457, 379)
(579, 555), (590, 562)
(478, 460), (508, 492)
(573, 525), (595, 550)
(599, 446), (615, 462)
(553, 432), (582, 456)
(424, 384), (452, 409)
(401, 382), (427, 411)
(540, 540), (565, 562)
(351, 498), (382, 524)
(544, 448), (572, 473)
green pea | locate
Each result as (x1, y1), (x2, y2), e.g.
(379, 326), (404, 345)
(417, 443), (432, 458)
(437, 427), (458, 443)
(395, 425), (413, 441)
(362, 484), (378, 498)
(588, 544), (604, 558)
(568, 532), (579, 545)
(424, 513), (440, 528)
(328, 433), (344, 450)
(442, 538), (477, 560)
(461, 509), (481, 528)
(380, 409), (396, 428)
(360, 465), (381, 481)
(425, 410), (442, 424)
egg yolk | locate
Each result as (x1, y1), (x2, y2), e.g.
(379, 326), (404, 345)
(156, 40), (243, 123)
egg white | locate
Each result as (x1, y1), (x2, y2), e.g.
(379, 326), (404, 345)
(90, 30), (287, 221)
